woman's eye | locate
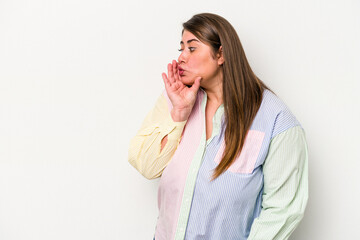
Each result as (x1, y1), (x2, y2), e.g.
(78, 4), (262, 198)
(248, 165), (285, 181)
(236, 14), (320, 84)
(178, 47), (195, 52)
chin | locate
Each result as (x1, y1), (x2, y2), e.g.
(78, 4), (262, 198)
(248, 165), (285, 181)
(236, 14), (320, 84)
(180, 76), (195, 86)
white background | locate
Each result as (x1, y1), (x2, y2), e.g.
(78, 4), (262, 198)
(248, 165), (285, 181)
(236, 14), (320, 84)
(0, 0), (359, 239)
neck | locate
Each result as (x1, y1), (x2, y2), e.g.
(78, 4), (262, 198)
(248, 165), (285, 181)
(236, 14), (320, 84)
(202, 73), (223, 106)
(205, 87), (223, 106)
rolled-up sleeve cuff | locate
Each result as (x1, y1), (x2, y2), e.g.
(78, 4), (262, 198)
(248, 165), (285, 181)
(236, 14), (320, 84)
(162, 113), (187, 141)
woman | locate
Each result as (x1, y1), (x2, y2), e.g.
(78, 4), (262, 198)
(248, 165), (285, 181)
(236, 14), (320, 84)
(128, 13), (308, 240)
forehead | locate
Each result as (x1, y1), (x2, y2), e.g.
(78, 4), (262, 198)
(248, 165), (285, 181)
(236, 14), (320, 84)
(180, 30), (200, 44)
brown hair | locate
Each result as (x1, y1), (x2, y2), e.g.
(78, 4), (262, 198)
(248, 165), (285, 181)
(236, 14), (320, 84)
(182, 13), (271, 181)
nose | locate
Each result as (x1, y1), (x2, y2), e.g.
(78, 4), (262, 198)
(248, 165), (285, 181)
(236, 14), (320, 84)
(178, 51), (186, 64)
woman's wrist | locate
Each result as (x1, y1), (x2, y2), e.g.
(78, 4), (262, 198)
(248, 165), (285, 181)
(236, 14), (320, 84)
(171, 108), (190, 122)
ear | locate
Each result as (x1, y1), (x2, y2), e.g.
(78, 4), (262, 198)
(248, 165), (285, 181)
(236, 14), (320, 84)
(217, 46), (224, 66)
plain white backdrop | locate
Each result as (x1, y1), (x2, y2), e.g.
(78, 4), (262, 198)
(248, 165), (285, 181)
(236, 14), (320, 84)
(0, 0), (359, 239)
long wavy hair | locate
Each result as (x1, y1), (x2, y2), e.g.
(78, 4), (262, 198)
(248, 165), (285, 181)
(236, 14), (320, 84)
(183, 13), (271, 181)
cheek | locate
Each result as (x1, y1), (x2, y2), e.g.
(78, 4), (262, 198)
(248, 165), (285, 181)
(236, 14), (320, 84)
(192, 64), (211, 78)
(188, 59), (203, 75)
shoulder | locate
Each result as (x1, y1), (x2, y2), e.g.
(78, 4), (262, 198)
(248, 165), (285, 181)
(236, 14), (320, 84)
(255, 89), (302, 139)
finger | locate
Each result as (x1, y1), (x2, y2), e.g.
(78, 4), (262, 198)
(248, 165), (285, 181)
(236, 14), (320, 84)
(172, 60), (177, 77)
(168, 64), (176, 84)
(173, 61), (180, 82)
(168, 63), (175, 84)
(190, 77), (202, 92)
(162, 73), (171, 89)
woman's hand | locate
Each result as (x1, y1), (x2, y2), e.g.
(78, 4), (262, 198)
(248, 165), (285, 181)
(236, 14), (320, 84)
(162, 60), (202, 122)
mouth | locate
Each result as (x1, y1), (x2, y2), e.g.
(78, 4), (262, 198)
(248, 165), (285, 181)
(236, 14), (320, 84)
(178, 66), (185, 76)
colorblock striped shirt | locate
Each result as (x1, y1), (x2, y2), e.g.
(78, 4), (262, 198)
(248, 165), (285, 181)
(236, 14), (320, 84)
(128, 88), (308, 240)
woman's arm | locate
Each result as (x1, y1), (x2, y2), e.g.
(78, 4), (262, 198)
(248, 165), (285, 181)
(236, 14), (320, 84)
(248, 126), (309, 240)
(128, 93), (186, 180)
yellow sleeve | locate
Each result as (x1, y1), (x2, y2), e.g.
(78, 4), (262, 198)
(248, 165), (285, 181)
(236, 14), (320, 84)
(128, 93), (187, 179)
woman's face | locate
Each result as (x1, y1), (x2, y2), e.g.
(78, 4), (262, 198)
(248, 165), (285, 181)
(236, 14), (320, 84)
(177, 30), (223, 87)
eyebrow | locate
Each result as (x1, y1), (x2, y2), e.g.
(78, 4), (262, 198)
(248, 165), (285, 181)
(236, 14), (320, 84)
(180, 39), (200, 45)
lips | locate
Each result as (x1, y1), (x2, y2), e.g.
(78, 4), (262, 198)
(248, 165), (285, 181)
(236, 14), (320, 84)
(178, 66), (185, 76)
